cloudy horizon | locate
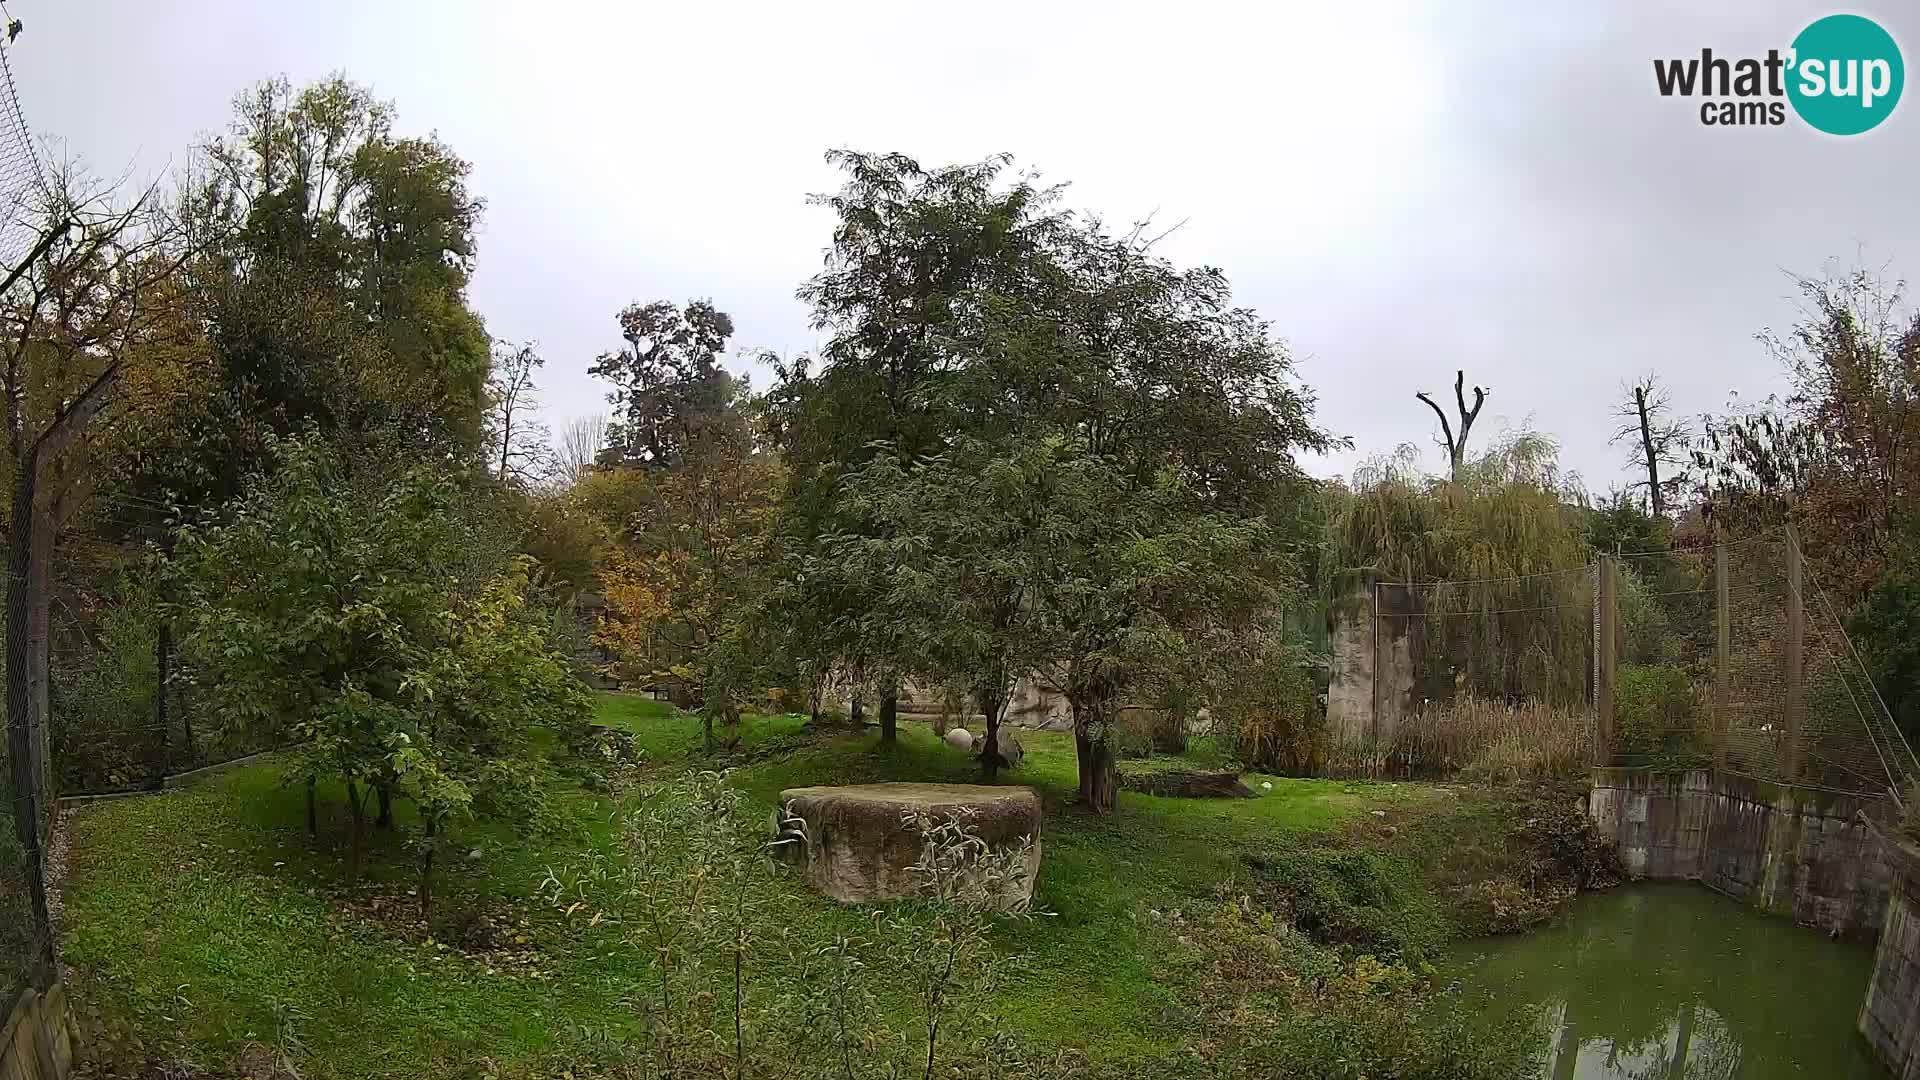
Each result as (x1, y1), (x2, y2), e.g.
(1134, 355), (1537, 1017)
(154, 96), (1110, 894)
(10, 0), (1912, 494)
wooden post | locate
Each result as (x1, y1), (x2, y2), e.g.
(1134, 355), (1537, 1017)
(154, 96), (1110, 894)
(1714, 541), (1730, 771)
(1784, 528), (1805, 783)
(1596, 555), (1616, 763)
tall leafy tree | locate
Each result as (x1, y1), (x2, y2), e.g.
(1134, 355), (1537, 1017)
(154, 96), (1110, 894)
(593, 453), (783, 751)
(1697, 267), (1920, 604)
(589, 299), (751, 470)
(773, 152), (1063, 736)
(818, 437), (1055, 772)
(780, 152), (1332, 807)
(1005, 220), (1334, 809)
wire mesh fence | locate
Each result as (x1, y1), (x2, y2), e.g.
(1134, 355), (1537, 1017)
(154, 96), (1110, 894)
(47, 532), (282, 797)
(0, 21), (48, 1017)
(1347, 529), (1920, 798)
(1334, 565), (1596, 778)
(0, 29), (44, 271)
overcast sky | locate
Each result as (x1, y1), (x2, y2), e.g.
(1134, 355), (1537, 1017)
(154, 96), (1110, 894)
(9, 1), (1914, 491)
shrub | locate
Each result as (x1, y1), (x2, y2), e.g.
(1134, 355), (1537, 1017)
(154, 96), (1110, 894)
(1615, 663), (1706, 767)
(1155, 893), (1538, 1080)
(1374, 693), (1591, 781)
(1215, 637), (1325, 774)
(52, 584), (161, 792)
(542, 771), (1044, 1078)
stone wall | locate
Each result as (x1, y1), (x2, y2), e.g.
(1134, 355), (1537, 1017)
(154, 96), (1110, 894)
(1861, 820), (1920, 1077)
(1588, 766), (1891, 937)
(0, 983), (74, 1080)
(1325, 580), (1421, 754)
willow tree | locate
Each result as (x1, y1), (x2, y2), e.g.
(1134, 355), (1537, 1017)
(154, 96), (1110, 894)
(1325, 432), (1593, 705)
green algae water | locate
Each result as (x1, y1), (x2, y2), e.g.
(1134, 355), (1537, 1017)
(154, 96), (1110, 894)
(1454, 884), (1884, 1078)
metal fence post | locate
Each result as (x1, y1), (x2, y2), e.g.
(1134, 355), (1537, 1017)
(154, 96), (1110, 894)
(1369, 579), (1380, 747)
(1714, 540), (1730, 771)
(1784, 527), (1805, 783)
(1596, 555), (1616, 764)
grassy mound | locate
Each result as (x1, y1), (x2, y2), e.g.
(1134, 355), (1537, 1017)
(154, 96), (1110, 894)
(58, 695), (1575, 1078)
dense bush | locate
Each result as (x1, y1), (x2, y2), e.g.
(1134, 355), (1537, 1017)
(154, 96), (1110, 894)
(52, 582), (161, 792)
(1154, 892), (1538, 1080)
(1615, 663), (1706, 767)
(1215, 636), (1325, 774)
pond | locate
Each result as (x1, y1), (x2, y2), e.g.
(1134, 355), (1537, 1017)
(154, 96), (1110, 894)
(1453, 883), (1884, 1078)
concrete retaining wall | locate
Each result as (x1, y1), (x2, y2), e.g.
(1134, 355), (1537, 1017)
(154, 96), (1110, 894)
(1588, 766), (1890, 937)
(1861, 820), (1920, 1078)
(1325, 580), (1421, 753)
(0, 984), (74, 1080)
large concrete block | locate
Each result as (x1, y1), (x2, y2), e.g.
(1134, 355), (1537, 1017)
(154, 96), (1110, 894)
(775, 783), (1041, 907)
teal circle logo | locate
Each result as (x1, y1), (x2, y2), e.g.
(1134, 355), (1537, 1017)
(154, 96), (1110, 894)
(1788, 14), (1903, 134)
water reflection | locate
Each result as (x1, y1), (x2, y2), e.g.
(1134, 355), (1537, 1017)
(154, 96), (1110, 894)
(1455, 884), (1884, 1079)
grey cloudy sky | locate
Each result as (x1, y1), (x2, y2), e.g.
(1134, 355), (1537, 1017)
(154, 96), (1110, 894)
(9, 1), (1915, 490)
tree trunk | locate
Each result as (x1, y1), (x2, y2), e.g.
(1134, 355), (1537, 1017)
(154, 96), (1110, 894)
(1071, 694), (1118, 814)
(376, 783), (393, 830)
(1636, 386), (1664, 517)
(347, 781), (366, 883)
(879, 684), (898, 744)
(702, 710), (715, 754)
(978, 684), (1006, 778)
(181, 693), (196, 763)
(849, 693), (864, 726)
(306, 776), (318, 837)
(1084, 739), (1117, 813)
(420, 814), (437, 925)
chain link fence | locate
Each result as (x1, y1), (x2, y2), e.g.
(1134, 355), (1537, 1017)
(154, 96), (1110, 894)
(0, 20), (50, 1021)
(49, 531), (283, 797)
(1332, 565), (1596, 778)
(1341, 530), (1919, 797)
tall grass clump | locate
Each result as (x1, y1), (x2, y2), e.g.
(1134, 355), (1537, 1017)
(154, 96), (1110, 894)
(1327, 693), (1592, 780)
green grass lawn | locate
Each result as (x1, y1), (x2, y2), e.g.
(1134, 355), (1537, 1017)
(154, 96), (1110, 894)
(58, 695), (1460, 1078)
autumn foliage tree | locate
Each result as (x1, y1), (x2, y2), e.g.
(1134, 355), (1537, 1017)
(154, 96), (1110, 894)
(1698, 267), (1920, 605)
(588, 299), (782, 750)
(593, 455), (783, 750)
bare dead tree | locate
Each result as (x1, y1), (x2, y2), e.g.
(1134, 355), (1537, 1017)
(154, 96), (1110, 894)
(1611, 374), (1693, 517)
(484, 339), (555, 485)
(554, 412), (609, 484)
(1416, 369), (1488, 481)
